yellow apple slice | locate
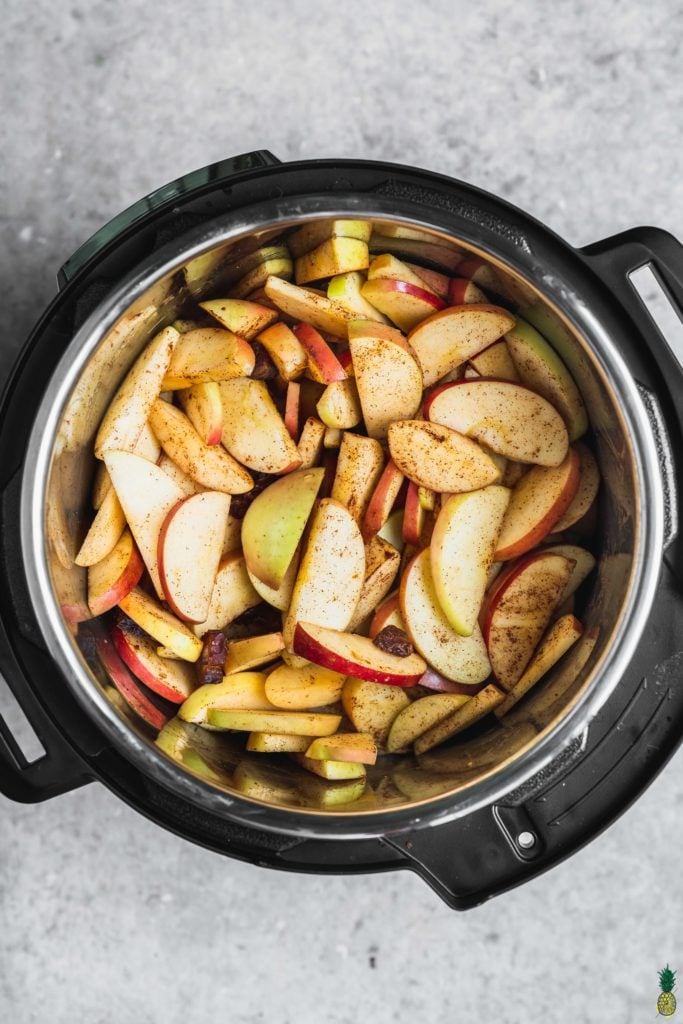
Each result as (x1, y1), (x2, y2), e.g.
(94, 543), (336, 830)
(265, 662), (346, 709)
(224, 632), (285, 674)
(288, 219), (372, 258)
(111, 622), (195, 703)
(179, 673), (274, 724)
(388, 420), (499, 493)
(386, 693), (471, 753)
(294, 755), (366, 780)
(104, 450), (186, 596)
(95, 326), (179, 458)
(495, 613), (584, 717)
(331, 432), (385, 522)
(481, 552), (575, 690)
(149, 399), (254, 494)
(348, 536), (401, 631)
(207, 708), (342, 735)
(494, 448), (581, 560)
(218, 378), (302, 475)
(256, 322), (308, 380)
(241, 468), (324, 589)
(297, 416), (326, 469)
(75, 486), (126, 567)
(177, 383), (223, 445)
(200, 298), (277, 339)
(469, 339), (519, 381)
(118, 587), (203, 662)
(305, 732), (377, 765)
(430, 486), (510, 637)
(362, 460), (405, 541)
(193, 551), (261, 638)
(264, 276), (358, 338)
(316, 377), (362, 429)
(414, 683), (505, 754)
(400, 549), (491, 684)
(161, 328), (255, 389)
(407, 304), (516, 386)
(247, 732), (311, 753)
(157, 492), (231, 623)
(552, 443), (600, 531)
(247, 549), (300, 611)
(87, 529), (144, 616)
(541, 543), (596, 602)
(425, 379), (569, 467)
(230, 256), (294, 298)
(293, 622), (426, 685)
(341, 677), (410, 745)
(298, 773), (367, 808)
(327, 271), (389, 323)
(283, 498), (365, 653)
(348, 321), (423, 439)
(295, 236), (369, 284)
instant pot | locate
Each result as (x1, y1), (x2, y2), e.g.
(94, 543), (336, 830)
(2, 151), (683, 909)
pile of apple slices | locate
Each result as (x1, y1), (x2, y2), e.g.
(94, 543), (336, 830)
(73, 218), (600, 803)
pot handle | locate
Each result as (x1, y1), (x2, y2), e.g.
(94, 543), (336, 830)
(57, 149), (283, 288)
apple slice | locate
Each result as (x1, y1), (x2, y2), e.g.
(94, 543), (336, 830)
(284, 381), (300, 440)
(415, 667), (487, 695)
(348, 536), (401, 631)
(87, 529), (144, 616)
(481, 552), (575, 690)
(247, 732), (311, 753)
(413, 683), (505, 754)
(218, 378), (302, 475)
(91, 461), (112, 509)
(149, 399), (254, 494)
(264, 276), (358, 338)
(296, 416), (326, 470)
(295, 756), (366, 781)
(360, 279), (446, 332)
(224, 632), (285, 673)
(207, 708), (342, 736)
(161, 328), (255, 389)
(112, 623), (195, 703)
(495, 613), (584, 717)
(425, 379), (569, 467)
(388, 420), (499, 493)
(541, 544), (596, 602)
(552, 443), (600, 531)
(288, 219), (372, 258)
(200, 298), (277, 339)
(247, 545), (300, 611)
(348, 321), (423, 438)
(305, 732), (377, 765)
(230, 256), (294, 298)
(447, 277), (488, 304)
(367, 253), (441, 295)
(156, 453), (203, 496)
(469, 340), (519, 381)
(265, 662), (346, 709)
(402, 481), (430, 546)
(368, 592), (405, 639)
(194, 551), (261, 637)
(104, 450), (186, 596)
(327, 271), (389, 322)
(400, 549), (491, 684)
(158, 492), (231, 623)
(494, 448), (581, 560)
(505, 318), (588, 441)
(283, 498), (366, 653)
(96, 633), (171, 731)
(177, 383), (223, 445)
(316, 377), (362, 430)
(368, 233), (464, 272)
(386, 693), (470, 753)
(342, 677), (410, 745)
(430, 486), (511, 637)
(295, 236), (369, 284)
(292, 322), (346, 383)
(241, 467), (324, 589)
(324, 426), (342, 449)
(75, 486), (126, 567)
(407, 304), (516, 386)
(378, 508), (405, 552)
(331, 432), (385, 523)
(456, 256), (503, 294)
(179, 673), (274, 724)
(118, 587), (203, 662)
(256, 322), (308, 380)
(293, 621), (426, 686)
(362, 460), (405, 541)
(94, 326), (178, 458)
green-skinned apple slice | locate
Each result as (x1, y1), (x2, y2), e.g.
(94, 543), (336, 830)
(295, 236), (369, 284)
(207, 708), (342, 736)
(287, 219), (372, 258)
(200, 298), (277, 339)
(327, 271), (389, 323)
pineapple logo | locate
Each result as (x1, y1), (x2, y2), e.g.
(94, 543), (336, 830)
(658, 966), (677, 1016)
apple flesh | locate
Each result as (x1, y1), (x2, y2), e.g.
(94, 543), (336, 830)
(230, 255), (293, 298)
(293, 621), (426, 686)
(326, 271), (389, 323)
(200, 298), (277, 339)
(296, 416), (326, 470)
(425, 379), (569, 467)
(75, 486), (126, 567)
(413, 683), (505, 754)
(246, 545), (300, 611)
(193, 551), (261, 637)
(112, 622), (195, 703)
(304, 732), (377, 765)
(407, 304), (516, 387)
(265, 662), (346, 709)
(294, 756), (367, 781)
(377, 508), (405, 552)
(468, 339), (519, 381)
(367, 253), (441, 295)
(386, 693), (470, 753)
(177, 382), (223, 445)
(179, 673), (274, 724)
(368, 592), (405, 639)
(287, 219), (372, 258)
(96, 633), (171, 731)
(348, 321), (423, 439)
(541, 544), (597, 602)
(256, 322), (308, 380)
(207, 708), (342, 736)
(157, 453), (203, 496)
(360, 278), (446, 332)
(218, 378), (302, 475)
(362, 460), (405, 541)
(388, 419), (500, 493)
(247, 732), (311, 753)
(295, 236), (369, 284)
(284, 381), (301, 440)
(292, 322), (346, 383)
(158, 492), (231, 623)
(118, 587), (204, 662)
(162, 328), (255, 389)
(347, 536), (401, 632)
(341, 676), (410, 746)
(368, 232), (464, 272)
(552, 443), (600, 531)
(447, 277), (488, 304)
(331, 432), (385, 523)
(264, 276), (358, 338)
(87, 529), (144, 617)
(495, 613), (584, 717)
(316, 377), (362, 430)
(224, 632), (285, 673)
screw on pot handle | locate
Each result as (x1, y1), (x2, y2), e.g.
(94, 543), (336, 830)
(57, 150), (283, 288)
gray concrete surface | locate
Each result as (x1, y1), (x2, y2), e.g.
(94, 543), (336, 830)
(2, 1), (683, 1021)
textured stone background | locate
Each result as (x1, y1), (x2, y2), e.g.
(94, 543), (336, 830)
(2, 1), (683, 1021)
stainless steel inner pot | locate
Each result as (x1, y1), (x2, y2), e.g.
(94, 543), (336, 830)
(20, 195), (665, 839)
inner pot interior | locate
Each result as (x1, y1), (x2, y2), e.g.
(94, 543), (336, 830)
(41, 210), (638, 816)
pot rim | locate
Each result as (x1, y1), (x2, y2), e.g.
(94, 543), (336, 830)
(20, 191), (664, 839)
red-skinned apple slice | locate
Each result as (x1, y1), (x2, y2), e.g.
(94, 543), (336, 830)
(494, 448), (581, 560)
(264, 276), (358, 338)
(256, 322), (308, 380)
(158, 492), (231, 623)
(360, 278), (446, 332)
(118, 587), (203, 661)
(316, 377), (362, 430)
(469, 340), (520, 382)
(348, 321), (423, 438)
(200, 298), (277, 339)
(112, 623), (195, 703)
(430, 486), (511, 636)
(402, 481), (429, 546)
(495, 613), (584, 716)
(75, 486), (126, 567)
(295, 236), (369, 284)
(96, 633), (171, 731)
(368, 592), (405, 639)
(552, 443), (600, 531)
(407, 304), (516, 386)
(177, 383), (223, 445)
(425, 379), (569, 467)
(367, 253), (440, 295)
(481, 551), (575, 690)
(416, 666), (488, 695)
(362, 460), (405, 541)
(194, 551), (261, 637)
(87, 529), (145, 617)
(413, 683), (505, 754)
(400, 548), (491, 684)
(284, 381), (301, 440)
(541, 544), (596, 602)
(162, 328), (255, 388)
(404, 262), (450, 299)
(388, 420), (500, 493)
(293, 621), (426, 686)
(292, 322), (346, 383)
(218, 378), (302, 475)
(331, 432), (385, 523)
(456, 256), (503, 294)
(447, 277), (488, 304)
